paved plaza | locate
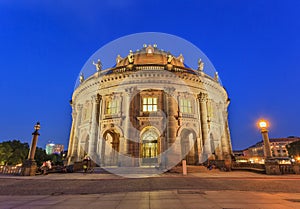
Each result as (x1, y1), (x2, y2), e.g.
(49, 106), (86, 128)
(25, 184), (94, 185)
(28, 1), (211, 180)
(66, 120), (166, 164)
(0, 170), (300, 209)
(1, 190), (300, 209)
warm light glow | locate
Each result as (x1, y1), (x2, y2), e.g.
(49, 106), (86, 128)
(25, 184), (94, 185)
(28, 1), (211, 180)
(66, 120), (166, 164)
(257, 119), (269, 129)
(259, 121), (267, 128)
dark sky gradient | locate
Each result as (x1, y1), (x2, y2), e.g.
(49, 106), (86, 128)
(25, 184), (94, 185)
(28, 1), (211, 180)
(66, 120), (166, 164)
(0, 0), (299, 150)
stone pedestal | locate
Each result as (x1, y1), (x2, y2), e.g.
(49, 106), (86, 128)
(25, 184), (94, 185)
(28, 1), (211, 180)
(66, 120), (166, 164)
(22, 159), (37, 176)
(265, 161), (281, 175)
(293, 164), (300, 174)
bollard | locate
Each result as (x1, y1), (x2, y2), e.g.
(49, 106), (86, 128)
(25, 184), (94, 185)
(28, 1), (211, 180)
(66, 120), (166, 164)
(182, 160), (187, 175)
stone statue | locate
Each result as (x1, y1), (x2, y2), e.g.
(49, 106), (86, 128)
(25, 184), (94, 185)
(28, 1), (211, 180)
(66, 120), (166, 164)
(116, 55), (122, 64)
(127, 50), (134, 64)
(178, 54), (184, 63)
(167, 54), (173, 64)
(93, 59), (102, 71)
(214, 72), (219, 82)
(80, 73), (84, 83)
(198, 59), (204, 71)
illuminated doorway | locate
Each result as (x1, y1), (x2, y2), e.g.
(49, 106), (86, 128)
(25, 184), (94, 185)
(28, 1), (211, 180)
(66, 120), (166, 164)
(140, 127), (159, 166)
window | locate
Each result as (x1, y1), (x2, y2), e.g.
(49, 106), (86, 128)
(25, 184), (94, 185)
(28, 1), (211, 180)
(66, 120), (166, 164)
(180, 99), (192, 113)
(143, 97), (157, 112)
(106, 100), (119, 114)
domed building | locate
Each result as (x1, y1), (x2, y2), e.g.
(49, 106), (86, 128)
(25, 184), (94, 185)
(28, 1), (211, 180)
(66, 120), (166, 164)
(67, 45), (233, 169)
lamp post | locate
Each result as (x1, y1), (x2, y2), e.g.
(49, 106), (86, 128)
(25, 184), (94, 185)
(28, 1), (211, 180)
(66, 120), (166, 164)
(258, 119), (272, 159)
(28, 122), (40, 160)
(22, 122), (40, 176)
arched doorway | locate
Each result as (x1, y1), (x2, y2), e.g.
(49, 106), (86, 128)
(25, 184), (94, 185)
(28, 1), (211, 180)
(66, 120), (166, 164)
(140, 127), (160, 166)
(180, 129), (198, 165)
(102, 130), (120, 166)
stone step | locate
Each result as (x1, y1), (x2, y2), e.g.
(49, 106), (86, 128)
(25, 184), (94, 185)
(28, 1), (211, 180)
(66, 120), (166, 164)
(84, 165), (221, 175)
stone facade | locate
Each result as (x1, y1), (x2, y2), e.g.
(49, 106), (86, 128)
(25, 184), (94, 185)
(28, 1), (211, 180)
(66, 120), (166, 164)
(67, 45), (233, 169)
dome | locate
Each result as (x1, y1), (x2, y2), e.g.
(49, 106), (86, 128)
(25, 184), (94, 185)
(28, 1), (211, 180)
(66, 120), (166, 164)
(115, 45), (185, 68)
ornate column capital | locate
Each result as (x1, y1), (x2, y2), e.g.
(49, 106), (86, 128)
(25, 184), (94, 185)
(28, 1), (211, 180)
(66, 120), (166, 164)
(76, 104), (83, 112)
(125, 86), (138, 97)
(198, 92), (208, 102)
(92, 94), (101, 104)
(164, 87), (176, 97)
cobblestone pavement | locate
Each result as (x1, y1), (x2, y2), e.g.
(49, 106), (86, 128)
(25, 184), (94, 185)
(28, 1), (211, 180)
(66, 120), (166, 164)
(0, 171), (300, 208)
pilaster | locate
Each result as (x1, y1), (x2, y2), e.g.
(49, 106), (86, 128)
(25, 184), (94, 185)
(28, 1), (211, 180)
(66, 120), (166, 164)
(88, 94), (101, 160)
(198, 92), (211, 161)
(72, 104), (83, 162)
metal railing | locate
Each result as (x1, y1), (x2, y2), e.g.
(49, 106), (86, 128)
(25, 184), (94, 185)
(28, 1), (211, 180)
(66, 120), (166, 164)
(279, 164), (295, 174)
(0, 165), (23, 175)
(231, 162), (266, 172)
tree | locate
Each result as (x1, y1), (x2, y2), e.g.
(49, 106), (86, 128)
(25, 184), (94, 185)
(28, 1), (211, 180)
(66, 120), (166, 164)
(0, 140), (63, 167)
(35, 147), (48, 166)
(286, 140), (300, 158)
(0, 140), (29, 165)
(0, 142), (13, 165)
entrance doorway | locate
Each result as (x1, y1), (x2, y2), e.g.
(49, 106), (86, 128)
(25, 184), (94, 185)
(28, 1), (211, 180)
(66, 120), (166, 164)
(140, 127), (159, 166)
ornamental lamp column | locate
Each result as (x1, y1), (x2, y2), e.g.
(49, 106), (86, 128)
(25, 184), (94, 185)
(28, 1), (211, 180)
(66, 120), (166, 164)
(258, 119), (272, 159)
(28, 122), (41, 160)
(22, 122), (40, 176)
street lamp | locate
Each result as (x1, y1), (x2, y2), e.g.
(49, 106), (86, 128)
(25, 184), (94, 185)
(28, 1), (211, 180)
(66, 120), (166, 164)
(22, 122), (41, 176)
(257, 119), (272, 160)
(28, 122), (40, 161)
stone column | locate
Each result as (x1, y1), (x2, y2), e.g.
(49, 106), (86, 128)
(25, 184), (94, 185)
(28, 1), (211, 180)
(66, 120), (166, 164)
(165, 87), (180, 166)
(67, 105), (76, 164)
(123, 90), (132, 154)
(22, 122), (40, 176)
(223, 107), (233, 169)
(27, 123), (40, 161)
(195, 95), (203, 162)
(121, 88), (135, 166)
(261, 128), (272, 159)
(88, 95), (101, 160)
(95, 95), (103, 164)
(71, 104), (83, 162)
(198, 93), (210, 161)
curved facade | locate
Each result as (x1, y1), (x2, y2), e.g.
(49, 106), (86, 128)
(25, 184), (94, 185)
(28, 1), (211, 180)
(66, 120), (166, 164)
(67, 45), (233, 168)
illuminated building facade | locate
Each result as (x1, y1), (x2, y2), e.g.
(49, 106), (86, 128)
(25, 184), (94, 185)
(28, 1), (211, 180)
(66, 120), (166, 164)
(242, 137), (300, 164)
(67, 45), (233, 168)
(46, 143), (64, 155)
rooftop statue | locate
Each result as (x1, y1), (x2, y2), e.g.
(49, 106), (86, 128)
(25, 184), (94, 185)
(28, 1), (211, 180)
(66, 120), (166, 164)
(167, 54), (173, 64)
(177, 54), (184, 63)
(198, 59), (204, 71)
(93, 59), (102, 71)
(80, 73), (84, 83)
(116, 55), (122, 64)
(127, 50), (134, 64)
(214, 72), (219, 82)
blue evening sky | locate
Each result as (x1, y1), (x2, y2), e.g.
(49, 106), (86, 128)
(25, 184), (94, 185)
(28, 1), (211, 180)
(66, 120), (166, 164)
(0, 0), (299, 150)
